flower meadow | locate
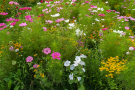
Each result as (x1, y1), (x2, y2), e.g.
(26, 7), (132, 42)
(1, 0), (135, 89)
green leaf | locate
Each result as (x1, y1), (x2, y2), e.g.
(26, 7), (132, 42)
(14, 86), (20, 90)
(12, 61), (16, 65)
(8, 80), (12, 90)
(3, 78), (10, 83)
(78, 84), (85, 90)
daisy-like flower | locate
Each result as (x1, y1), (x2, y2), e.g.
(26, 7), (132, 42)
(19, 22), (27, 26)
(43, 47), (51, 54)
(70, 64), (75, 70)
(51, 13), (60, 17)
(77, 77), (81, 81)
(69, 73), (73, 80)
(64, 60), (71, 66)
(51, 51), (61, 60)
(129, 47), (134, 50)
(26, 56), (33, 62)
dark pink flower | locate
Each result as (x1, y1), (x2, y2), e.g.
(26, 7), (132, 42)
(10, 22), (16, 26)
(14, 19), (19, 22)
(51, 51), (61, 60)
(98, 14), (105, 17)
(85, 1), (89, 3)
(26, 56), (33, 62)
(6, 18), (14, 22)
(101, 28), (108, 31)
(43, 47), (51, 54)
(0, 12), (8, 15)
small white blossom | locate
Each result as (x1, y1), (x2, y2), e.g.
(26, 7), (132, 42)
(69, 73), (73, 80)
(51, 13), (60, 17)
(79, 61), (85, 66)
(126, 51), (130, 54)
(15, 49), (19, 52)
(70, 64), (75, 70)
(64, 60), (71, 66)
(129, 47), (134, 50)
(37, 2), (41, 5)
(82, 68), (85, 72)
(64, 19), (69, 23)
(75, 56), (81, 63)
(80, 54), (87, 58)
(77, 77), (81, 81)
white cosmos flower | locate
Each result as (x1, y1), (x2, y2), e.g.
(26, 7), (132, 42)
(70, 64), (75, 70)
(69, 73), (73, 80)
(69, 23), (75, 27)
(129, 47), (134, 50)
(105, 1), (108, 3)
(51, 13), (60, 17)
(82, 68), (85, 72)
(73, 61), (79, 66)
(15, 49), (19, 52)
(95, 18), (100, 22)
(37, 2), (41, 5)
(79, 61), (85, 66)
(75, 56), (81, 63)
(77, 77), (81, 81)
(126, 51), (130, 54)
(64, 60), (71, 66)
(64, 19), (69, 23)
(80, 54), (87, 58)
(76, 29), (83, 36)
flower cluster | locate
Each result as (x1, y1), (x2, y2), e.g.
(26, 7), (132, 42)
(64, 54), (87, 82)
(25, 15), (33, 22)
(19, 7), (31, 10)
(0, 23), (7, 30)
(99, 56), (127, 78)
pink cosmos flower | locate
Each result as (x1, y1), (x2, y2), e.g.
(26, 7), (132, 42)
(106, 10), (111, 13)
(25, 15), (33, 22)
(42, 8), (48, 12)
(6, 18), (14, 22)
(14, 2), (19, 5)
(26, 56), (33, 62)
(14, 19), (19, 22)
(98, 14), (105, 17)
(125, 27), (129, 30)
(33, 64), (38, 68)
(46, 20), (53, 24)
(0, 23), (7, 30)
(10, 22), (16, 26)
(19, 22), (27, 26)
(0, 23), (6, 27)
(47, 4), (50, 7)
(85, 1), (89, 3)
(9, 46), (14, 51)
(0, 12), (8, 15)
(72, 0), (76, 2)
(19, 7), (31, 10)
(43, 27), (47, 31)
(51, 51), (61, 60)
(9, 1), (14, 4)
(101, 28), (108, 31)
(43, 47), (51, 54)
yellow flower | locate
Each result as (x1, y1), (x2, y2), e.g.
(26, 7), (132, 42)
(34, 75), (36, 77)
(34, 69), (37, 72)
(37, 65), (40, 68)
(40, 73), (44, 78)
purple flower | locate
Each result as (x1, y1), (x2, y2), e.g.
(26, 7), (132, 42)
(33, 64), (38, 68)
(26, 56), (33, 62)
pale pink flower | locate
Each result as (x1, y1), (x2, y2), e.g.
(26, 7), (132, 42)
(125, 27), (129, 30)
(51, 51), (61, 60)
(46, 20), (53, 24)
(26, 56), (33, 62)
(43, 27), (47, 31)
(9, 46), (14, 51)
(47, 4), (50, 7)
(9, 1), (14, 4)
(43, 47), (51, 54)
(19, 22), (27, 26)
(33, 64), (38, 68)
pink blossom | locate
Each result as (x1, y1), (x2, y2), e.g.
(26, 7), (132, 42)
(46, 20), (53, 24)
(72, 0), (76, 2)
(19, 7), (31, 10)
(101, 28), (108, 31)
(125, 27), (129, 30)
(9, 1), (14, 4)
(43, 27), (47, 31)
(85, 1), (89, 3)
(47, 4), (50, 7)
(10, 22), (16, 26)
(88, 8), (92, 11)
(9, 46), (14, 51)
(14, 2), (19, 5)
(33, 64), (38, 68)
(106, 10), (111, 13)
(42, 8), (48, 12)
(25, 15), (33, 22)
(43, 47), (51, 54)
(6, 18), (14, 22)
(0, 12), (8, 15)
(19, 22), (27, 26)
(98, 14), (105, 17)
(26, 56), (33, 62)
(0, 23), (6, 27)
(14, 19), (19, 22)
(90, 5), (97, 8)
(51, 51), (61, 60)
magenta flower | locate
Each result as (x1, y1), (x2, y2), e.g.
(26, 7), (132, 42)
(85, 1), (89, 3)
(19, 7), (31, 10)
(43, 47), (51, 54)
(19, 22), (27, 26)
(43, 27), (47, 31)
(6, 18), (14, 22)
(0, 12), (8, 15)
(101, 28), (108, 31)
(33, 64), (38, 68)
(0, 23), (7, 31)
(10, 22), (16, 26)
(98, 14), (105, 17)
(51, 51), (61, 60)
(14, 19), (19, 22)
(26, 56), (33, 62)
